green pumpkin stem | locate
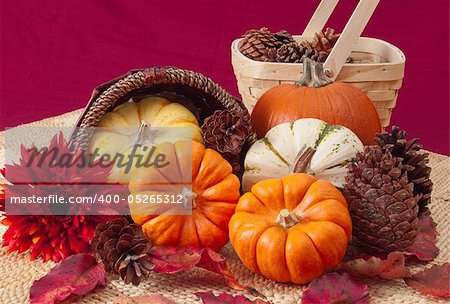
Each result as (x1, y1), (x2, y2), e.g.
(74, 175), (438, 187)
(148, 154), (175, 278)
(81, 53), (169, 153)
(296, 58), (333, 88)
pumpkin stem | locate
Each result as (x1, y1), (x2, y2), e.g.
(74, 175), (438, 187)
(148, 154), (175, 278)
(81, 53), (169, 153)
(136, 121), (149, 144)
(180, 187), (198, 210)
(276, 209), (299, 229)
(296, 58), (333, 88)
(293, 147), (316, 173)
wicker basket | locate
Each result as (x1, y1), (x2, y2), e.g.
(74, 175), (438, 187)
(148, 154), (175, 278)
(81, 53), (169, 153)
(231, 0), (405, 128)
(71, 66), (256, 167)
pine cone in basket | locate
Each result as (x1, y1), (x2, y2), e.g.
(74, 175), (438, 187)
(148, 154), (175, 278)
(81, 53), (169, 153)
(202, 109), (252, 155)
(222, 152), (242, 176)
(275, 42), (304, 63)
(311, 27), (340, 61)
(239, 27), (278, 62)
(299, 40), (325, 62)
(273, 30), (296, 48)
(91, 217), (153, 286)
(344, 146), (419, 253)
(375, 126), (433, 215)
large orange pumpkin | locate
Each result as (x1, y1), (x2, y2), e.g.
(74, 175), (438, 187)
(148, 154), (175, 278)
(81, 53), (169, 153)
(229, 173), (352, 284)
(251, 59), (381, 145)
(129, 141), (240, 250)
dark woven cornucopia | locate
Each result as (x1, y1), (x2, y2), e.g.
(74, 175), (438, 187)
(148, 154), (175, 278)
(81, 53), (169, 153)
(71, 66), (256, 174)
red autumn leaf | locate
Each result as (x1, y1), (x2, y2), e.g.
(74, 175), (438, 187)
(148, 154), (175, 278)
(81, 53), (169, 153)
(195, 291), (269, 304)
(301, 272), (369, 304)
(30, 253), (107, 304)
(148, 246), (203, 273)
(404, 263), (450, 299)
(337, 251), (411, 279)
(148, 246), (264, 298)
(403, 214), (440, 262)
(113, 293), (175, 304)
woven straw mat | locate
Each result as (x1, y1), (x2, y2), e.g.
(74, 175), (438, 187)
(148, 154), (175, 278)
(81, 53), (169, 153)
(0, 109), (448, 304)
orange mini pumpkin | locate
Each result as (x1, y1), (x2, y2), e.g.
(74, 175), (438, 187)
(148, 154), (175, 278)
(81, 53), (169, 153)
(251, 59), (381, 145)
(129, 141), (240, 251)
(229, 173), (352, 284)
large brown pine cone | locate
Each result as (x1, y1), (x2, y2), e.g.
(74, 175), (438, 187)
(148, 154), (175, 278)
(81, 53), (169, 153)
(375, 126), (433, 215)
(344, 146), (419, 253)
(91, 217), (153, 286)
(239, 27), (277, 62)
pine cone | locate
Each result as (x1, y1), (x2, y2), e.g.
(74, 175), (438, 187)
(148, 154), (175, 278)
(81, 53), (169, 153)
(375, 126), (433, 215)
(310, 27), (340, 62)
(273, 30), (295, 48)
(222, 153), (241, 176)
(275, 42), (304, 63)
(312, 27), (340, 53)
(344, 146), (419, 253)
(298, 41), (322, 62)
(202, 110), (252, 155)
(92, 217), (153, 286)
(239, 28), (277, 62)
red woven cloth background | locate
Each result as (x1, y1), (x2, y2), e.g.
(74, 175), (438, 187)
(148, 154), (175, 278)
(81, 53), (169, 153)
(1, 0), (448, 154)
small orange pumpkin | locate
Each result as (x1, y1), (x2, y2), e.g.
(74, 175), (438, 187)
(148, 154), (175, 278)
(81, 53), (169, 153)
(251, 59), (381, 145)
(129, 141), (240, 250)
(229, 173), (352, 284)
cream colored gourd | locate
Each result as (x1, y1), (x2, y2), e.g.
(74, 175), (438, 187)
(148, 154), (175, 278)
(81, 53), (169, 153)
(242, 118), (363, 191)
(89, 96), (203, 182)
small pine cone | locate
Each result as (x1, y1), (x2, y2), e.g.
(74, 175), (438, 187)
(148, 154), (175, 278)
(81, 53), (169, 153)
(239, 28), (278, 62)
(312, 27), (340, 53)
(273, 30), (295, 48)
(275, 42), (303, 63)
(344, 146), (419, 253)
(202, 110), (252, 155)
(299, 41), (321, 62)
(375, 126), (433, 215)
(296, 27), (340, 63)
(92, 217), (153, 286)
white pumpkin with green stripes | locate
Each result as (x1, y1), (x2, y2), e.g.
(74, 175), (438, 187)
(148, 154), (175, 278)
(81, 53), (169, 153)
(243, 118), (363, 191)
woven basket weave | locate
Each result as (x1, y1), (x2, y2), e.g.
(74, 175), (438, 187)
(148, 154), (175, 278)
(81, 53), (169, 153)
(71, 66), (256, 161)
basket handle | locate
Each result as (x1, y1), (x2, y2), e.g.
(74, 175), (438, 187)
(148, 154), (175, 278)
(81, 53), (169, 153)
(302, 0), (339, 37)
(302, 0), (380, 81)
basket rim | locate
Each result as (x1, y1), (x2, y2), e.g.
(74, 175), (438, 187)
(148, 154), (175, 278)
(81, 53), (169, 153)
(71, 66), (256, 152)
(75, 66), (246, 128)
(231, 36), (406, 66)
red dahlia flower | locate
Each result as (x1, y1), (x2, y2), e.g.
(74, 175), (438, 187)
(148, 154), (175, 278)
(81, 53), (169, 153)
(1, 133), (128, 262)
(2, 215), (114, 262)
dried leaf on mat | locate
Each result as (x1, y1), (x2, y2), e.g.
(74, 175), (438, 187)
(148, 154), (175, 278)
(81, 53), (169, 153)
(148, 246), (264, 298)
(404, 263), (450, 299)
(195, 291), (269, 304)
(336, 251), (411, 279)
(403, 214), (440, 262)
(301, 272), (369, 304)
(113, 293), (175, 304)
(30, 253), (107, 304)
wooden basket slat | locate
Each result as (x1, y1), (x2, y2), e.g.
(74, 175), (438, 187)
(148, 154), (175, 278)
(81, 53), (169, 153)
(365, 90), (397, 101)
